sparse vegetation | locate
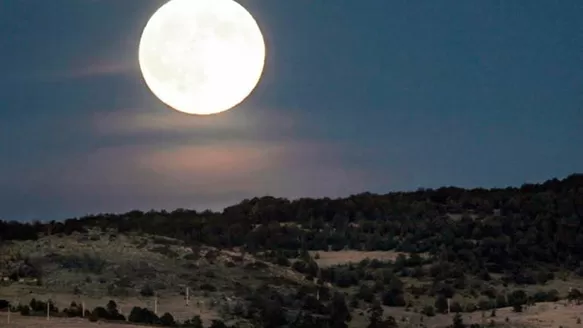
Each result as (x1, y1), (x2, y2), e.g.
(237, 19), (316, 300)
(1, 174), (583, 327)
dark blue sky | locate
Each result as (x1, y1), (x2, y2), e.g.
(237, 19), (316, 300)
(1, 0), (581, 220)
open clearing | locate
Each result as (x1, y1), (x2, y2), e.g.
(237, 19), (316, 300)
(0, 312), (144, 327)
(347, 301), (583, 328)
(4, 301), (583, 328)
(310, 250), (421, 268)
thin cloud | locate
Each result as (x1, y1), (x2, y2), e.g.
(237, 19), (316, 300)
(2, 137), (368, 217)
(91, 106), (297, 138)
(28, 60), (136, 82)
(62, 61), (135, 79)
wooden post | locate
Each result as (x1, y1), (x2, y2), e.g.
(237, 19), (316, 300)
(82, 301), (85, 317)
(7, 306), (10, 324)
(447, 298), (451, 314)
(47, 300), (50, 320)
(154, 295), (158, 315)
(186, 287), (189, 306)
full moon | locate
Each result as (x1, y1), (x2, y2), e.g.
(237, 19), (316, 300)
(138, 0), (266, 115)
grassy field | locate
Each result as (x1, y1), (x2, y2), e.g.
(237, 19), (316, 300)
(349, 301), (583, 328)
(4, 232), (583, 327)
(0, 231), (313, 326)
(0, 311), (143, 328)
(4, 301), (582, 328)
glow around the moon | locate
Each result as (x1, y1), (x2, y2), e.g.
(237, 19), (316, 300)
(138, 0), (266, 115)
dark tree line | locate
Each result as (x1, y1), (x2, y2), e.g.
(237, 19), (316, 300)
(2, 174), (583, 274)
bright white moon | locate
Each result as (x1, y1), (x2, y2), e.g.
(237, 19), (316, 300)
(138, 0), (266, 115)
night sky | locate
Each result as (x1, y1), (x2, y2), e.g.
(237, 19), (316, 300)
(1, 0), (581, 221)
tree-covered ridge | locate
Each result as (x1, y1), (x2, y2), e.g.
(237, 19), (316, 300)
(2, 174), (582, 272)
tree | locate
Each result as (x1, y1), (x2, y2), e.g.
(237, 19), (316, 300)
(421, 305), (435, 317)
(508, 290), (527, 313)
(434, 295), (448, 314)
(329, 292), (351, 328)
(452, 312), (464, 328)
(209, 319), (228, 328)
(183, 315), (203, 328)
(19, 305), (30, 316)
(568, 288), (582, 304)
(128, 306), (159, 325)
(160, 312), (176, 327)
(106, 300), (117, 314)
(367, 299), (384, 328)
(140, 284), (155, 297)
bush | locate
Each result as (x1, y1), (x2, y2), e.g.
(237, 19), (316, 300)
(19, 305), (30, 316)
(421, 305), (435, 316)
(275, 255), (291, 266)
(452, 313), (464, 328)
(160, 312), (176, 326)
(128, 306), (160, 325)
(209, 319), (229, 328)
(28, 299), (58, 314)
(450, 301), (463, 313)
(88, 312), (99, 322)
(92, 306), (109, 319)
(200, 283), (217, 292)
(183, 315), (203, 328)
(140, 284), (155, 297)
(381, 291), (406, 307)
(434, 295), (448, 313)
(465, 302), (477, 313)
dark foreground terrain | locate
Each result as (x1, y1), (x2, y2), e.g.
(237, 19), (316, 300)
(1, 173), (583, 327)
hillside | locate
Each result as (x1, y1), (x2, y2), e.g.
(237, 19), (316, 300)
(1, 173), (583, 327)
(0, 230), (318, 326)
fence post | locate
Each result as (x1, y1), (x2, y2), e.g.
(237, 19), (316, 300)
(154, 295), (158, 315)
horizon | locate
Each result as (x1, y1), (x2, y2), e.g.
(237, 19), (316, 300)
(3, 172), (579, 222)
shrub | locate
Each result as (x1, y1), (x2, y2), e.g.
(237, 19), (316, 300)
(128, 306), (160, 325)
(200, 283), (217, 292)
(20, 305), (30, 316)
(434, 295), (448, 313)
(92, 306), (109, 319)
(209, 319), (229, 328)
(183, 315), (203, 328)
(160, 312), (176, 326)
(421, 305), (435, 316)
(140, 284), (155, 297)
(450, 301), (463, 313)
